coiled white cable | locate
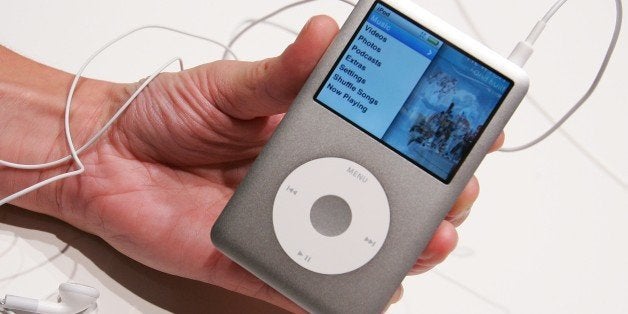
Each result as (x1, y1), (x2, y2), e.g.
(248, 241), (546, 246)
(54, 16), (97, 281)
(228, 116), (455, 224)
(0, 26), (238, 206)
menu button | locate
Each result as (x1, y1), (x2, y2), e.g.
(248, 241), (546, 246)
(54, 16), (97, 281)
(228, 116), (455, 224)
(346, 166), (369, 183)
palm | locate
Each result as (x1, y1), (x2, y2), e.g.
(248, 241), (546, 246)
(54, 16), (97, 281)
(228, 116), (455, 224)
(57, 70), (296, 308)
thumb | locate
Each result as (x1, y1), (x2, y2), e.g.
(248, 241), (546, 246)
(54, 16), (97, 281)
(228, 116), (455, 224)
(189, 15), (339, 120)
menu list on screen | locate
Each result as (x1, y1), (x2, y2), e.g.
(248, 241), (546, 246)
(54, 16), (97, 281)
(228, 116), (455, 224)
(315, 2), (512, 182)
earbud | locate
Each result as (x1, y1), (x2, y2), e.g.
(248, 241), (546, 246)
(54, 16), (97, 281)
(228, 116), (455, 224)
(1, 283), (99, 314)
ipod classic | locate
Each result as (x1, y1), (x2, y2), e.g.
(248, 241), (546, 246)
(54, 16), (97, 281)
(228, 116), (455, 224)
(212, 0), (529, 312)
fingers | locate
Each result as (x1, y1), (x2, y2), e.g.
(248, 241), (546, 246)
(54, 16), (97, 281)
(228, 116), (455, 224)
(408, 221), (458, 275)
(489, 132), (505, 153)
(402, 134), (504, 293)
(190, 15), (339, 120)
(384, 286), (404, 311)
(443, 133), (500, 226)
(391, 286), (404, 303)
(445, 176), (479, 227)
(443, 132), (501, 227)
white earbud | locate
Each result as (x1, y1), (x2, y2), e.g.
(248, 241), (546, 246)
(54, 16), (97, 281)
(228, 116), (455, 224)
(1, 283), (99, 314)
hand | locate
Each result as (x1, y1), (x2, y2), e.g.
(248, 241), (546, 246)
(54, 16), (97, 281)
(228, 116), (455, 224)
(3, 16), (504, 312)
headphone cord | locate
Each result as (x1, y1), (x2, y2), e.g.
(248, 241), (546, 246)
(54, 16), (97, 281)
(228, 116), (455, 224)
(0, 26), (238, 206)
(502, 0), (623, 152)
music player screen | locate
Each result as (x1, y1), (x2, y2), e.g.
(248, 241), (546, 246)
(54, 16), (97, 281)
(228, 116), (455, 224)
(315, 1), (513, 183)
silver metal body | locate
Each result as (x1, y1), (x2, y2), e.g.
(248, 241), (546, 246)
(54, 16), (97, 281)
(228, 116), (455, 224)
(211, 0), (529, 312)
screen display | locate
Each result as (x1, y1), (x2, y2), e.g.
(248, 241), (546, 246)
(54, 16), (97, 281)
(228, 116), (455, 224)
(315, 1), (513, 183)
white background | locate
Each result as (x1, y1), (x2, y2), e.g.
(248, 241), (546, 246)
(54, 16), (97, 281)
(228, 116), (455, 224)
(1, 0), (627, 313)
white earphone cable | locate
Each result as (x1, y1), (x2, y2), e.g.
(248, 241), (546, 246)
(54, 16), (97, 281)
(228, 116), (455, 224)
(0, 25), (237, 171)
(0, 26), (238, 206)
(222, 0), (356, 59)
(542, 0), (569, 22)
(502, 0), (623, 152)
(0, 58), (182, 206)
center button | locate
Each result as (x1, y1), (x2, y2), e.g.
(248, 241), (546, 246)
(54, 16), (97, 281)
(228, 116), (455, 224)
(310, 195), (352, 237)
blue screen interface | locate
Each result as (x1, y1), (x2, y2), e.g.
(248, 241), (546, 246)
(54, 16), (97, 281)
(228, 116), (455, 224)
(315, 2), (512, 182)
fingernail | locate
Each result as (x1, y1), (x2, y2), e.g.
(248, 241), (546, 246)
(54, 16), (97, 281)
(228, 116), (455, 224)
(303, 17), (314, 31)
(296, 18), (314, 40)
(448, 203), (473, 220)
(452, 209), (471, 225)
(418, 250), (436, 261)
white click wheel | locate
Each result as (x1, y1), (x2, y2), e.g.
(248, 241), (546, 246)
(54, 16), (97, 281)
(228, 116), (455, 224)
(273, 157), (390, 275)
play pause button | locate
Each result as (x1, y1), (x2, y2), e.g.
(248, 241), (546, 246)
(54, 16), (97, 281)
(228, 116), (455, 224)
(297, 251), (311, 262)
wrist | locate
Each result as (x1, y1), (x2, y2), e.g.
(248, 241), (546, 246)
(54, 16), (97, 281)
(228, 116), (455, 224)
(0, 47), (129, 214)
